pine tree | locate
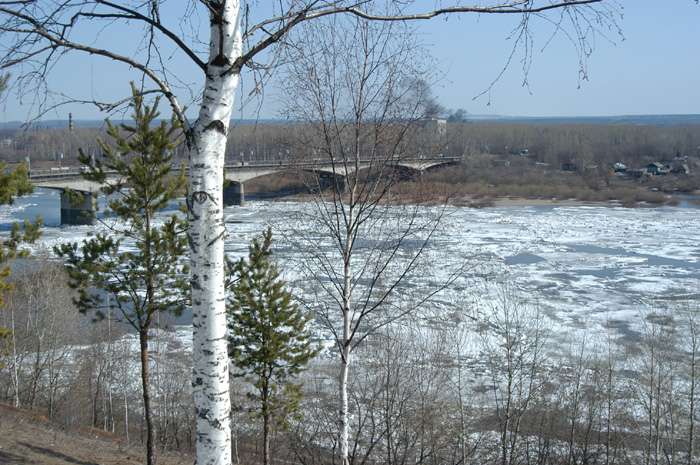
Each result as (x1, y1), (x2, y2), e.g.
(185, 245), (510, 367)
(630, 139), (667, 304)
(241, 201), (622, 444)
(54, 84), (188, 465)
(0, 163), (42, 361)
(0, 161), (42, 266)
(0, 72), (41, 264)
(0, 71), (42, 359)
(227, 228), (319, 465)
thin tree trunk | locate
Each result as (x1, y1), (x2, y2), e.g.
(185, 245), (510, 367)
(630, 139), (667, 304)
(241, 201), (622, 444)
(339, 220), (354, 465)
(124, 371), (130, 443)
(263, 412), (270, 465)
(140, 329), (157, 465)
(261, 374), (271, 465)
(48, 361), (54, 420)
(108, 305), (114, 433)
(10, 306), (19, 408)
(689, 352), (696, 465)
(456, 344), (467, 465)
(339, 342), (350, 465)
(687, 314), (697, 465)
(385, 359), (393, 465)
(337, 169), (357, 465)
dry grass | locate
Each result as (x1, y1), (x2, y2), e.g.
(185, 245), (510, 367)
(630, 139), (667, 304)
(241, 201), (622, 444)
(240, 156), (689, 208)
(0, 403), (192, 465)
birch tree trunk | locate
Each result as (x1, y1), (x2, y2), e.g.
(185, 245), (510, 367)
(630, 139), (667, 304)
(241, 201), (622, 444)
(189, 3), (242, 464)
(339, 334), (351, 464)
(338, 202), (355, 465)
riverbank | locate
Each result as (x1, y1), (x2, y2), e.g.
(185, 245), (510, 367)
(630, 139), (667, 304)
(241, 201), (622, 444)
(491, 197), (615, 207)
(269, 191), (678, 208)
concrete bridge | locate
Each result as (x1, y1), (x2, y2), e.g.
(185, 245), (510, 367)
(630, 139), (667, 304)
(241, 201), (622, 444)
(29, 156), (461, 225)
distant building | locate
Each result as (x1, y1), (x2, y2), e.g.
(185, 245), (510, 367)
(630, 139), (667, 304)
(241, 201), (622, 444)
(670, 163), (691, 175)
(645, 162), (668, 175)
(420, 118), (447, 140)
(416, 118), (447, 156)
(610, 162), (627, 174)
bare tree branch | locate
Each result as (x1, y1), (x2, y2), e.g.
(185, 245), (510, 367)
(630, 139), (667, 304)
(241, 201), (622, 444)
(0, 1), (619, 125)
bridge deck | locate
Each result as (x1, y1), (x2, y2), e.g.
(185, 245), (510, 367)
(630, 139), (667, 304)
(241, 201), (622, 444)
(29, 156), (462, 189)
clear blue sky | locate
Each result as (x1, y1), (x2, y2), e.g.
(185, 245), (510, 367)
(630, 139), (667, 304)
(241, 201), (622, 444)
(425, 0), (700, 118)
(1, 1), (698, 123)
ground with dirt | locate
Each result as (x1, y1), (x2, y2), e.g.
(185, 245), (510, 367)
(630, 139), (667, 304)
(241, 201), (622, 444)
(0, 403), (192, 465)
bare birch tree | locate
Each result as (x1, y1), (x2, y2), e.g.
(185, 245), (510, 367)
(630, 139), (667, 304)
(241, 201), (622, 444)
(679, 299), (700, 465)
(629, 306), (679, 465)
(479, 283), (551, 465)
(276, 14), (460, 463)
(1, 256), (79, 415)
(0, 2), (619, 464)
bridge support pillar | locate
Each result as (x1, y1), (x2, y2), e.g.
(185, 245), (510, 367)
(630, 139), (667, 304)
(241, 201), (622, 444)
(60, 189), (97, 225)
(335, 175), (347, 194)
(318, 172), (347, 194)
(224, 181), (245, 206)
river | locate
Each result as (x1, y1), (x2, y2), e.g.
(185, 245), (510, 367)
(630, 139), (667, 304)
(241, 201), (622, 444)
(3, 187), (700, 352)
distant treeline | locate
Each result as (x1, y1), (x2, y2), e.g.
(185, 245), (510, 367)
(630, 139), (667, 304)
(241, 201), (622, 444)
(2, 121), (699, 171)
(444, 122), (700, 167)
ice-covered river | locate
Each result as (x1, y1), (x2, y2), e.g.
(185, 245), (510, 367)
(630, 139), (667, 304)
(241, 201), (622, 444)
(3, 187), (700, 351)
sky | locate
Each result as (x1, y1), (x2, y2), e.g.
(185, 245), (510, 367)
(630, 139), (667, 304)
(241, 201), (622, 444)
(425, 0), (700, 118)
(0, 0), (698, 123)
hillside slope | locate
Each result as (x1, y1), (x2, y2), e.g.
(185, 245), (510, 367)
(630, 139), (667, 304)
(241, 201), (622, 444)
(0, 403), (191, 465)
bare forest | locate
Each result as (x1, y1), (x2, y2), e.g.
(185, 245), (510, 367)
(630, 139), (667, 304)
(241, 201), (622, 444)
(3, 255), (700, 465)
(4, 122), (699, 169)
(2, 121), (699, 206)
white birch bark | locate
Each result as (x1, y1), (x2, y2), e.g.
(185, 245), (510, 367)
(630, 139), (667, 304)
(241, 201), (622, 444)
(10, 306), (19, 408)
(339, 173), (357, 465)
(189, 2), (241, 464)
(339, 326), (351, 464)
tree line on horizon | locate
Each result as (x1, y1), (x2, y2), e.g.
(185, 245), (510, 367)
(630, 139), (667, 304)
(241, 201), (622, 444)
(2, 121), (699, 172)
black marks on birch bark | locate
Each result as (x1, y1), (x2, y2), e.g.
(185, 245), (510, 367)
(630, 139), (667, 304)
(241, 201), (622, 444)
(191, 273), (202, 290)
(188, 234), (198, 254)
(208, 229), (226, 248)
(209, 1), (231, 69)
(187, 191), (219, 217)
(191, 191), (210, 205)
(204, 119), (226, 135)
